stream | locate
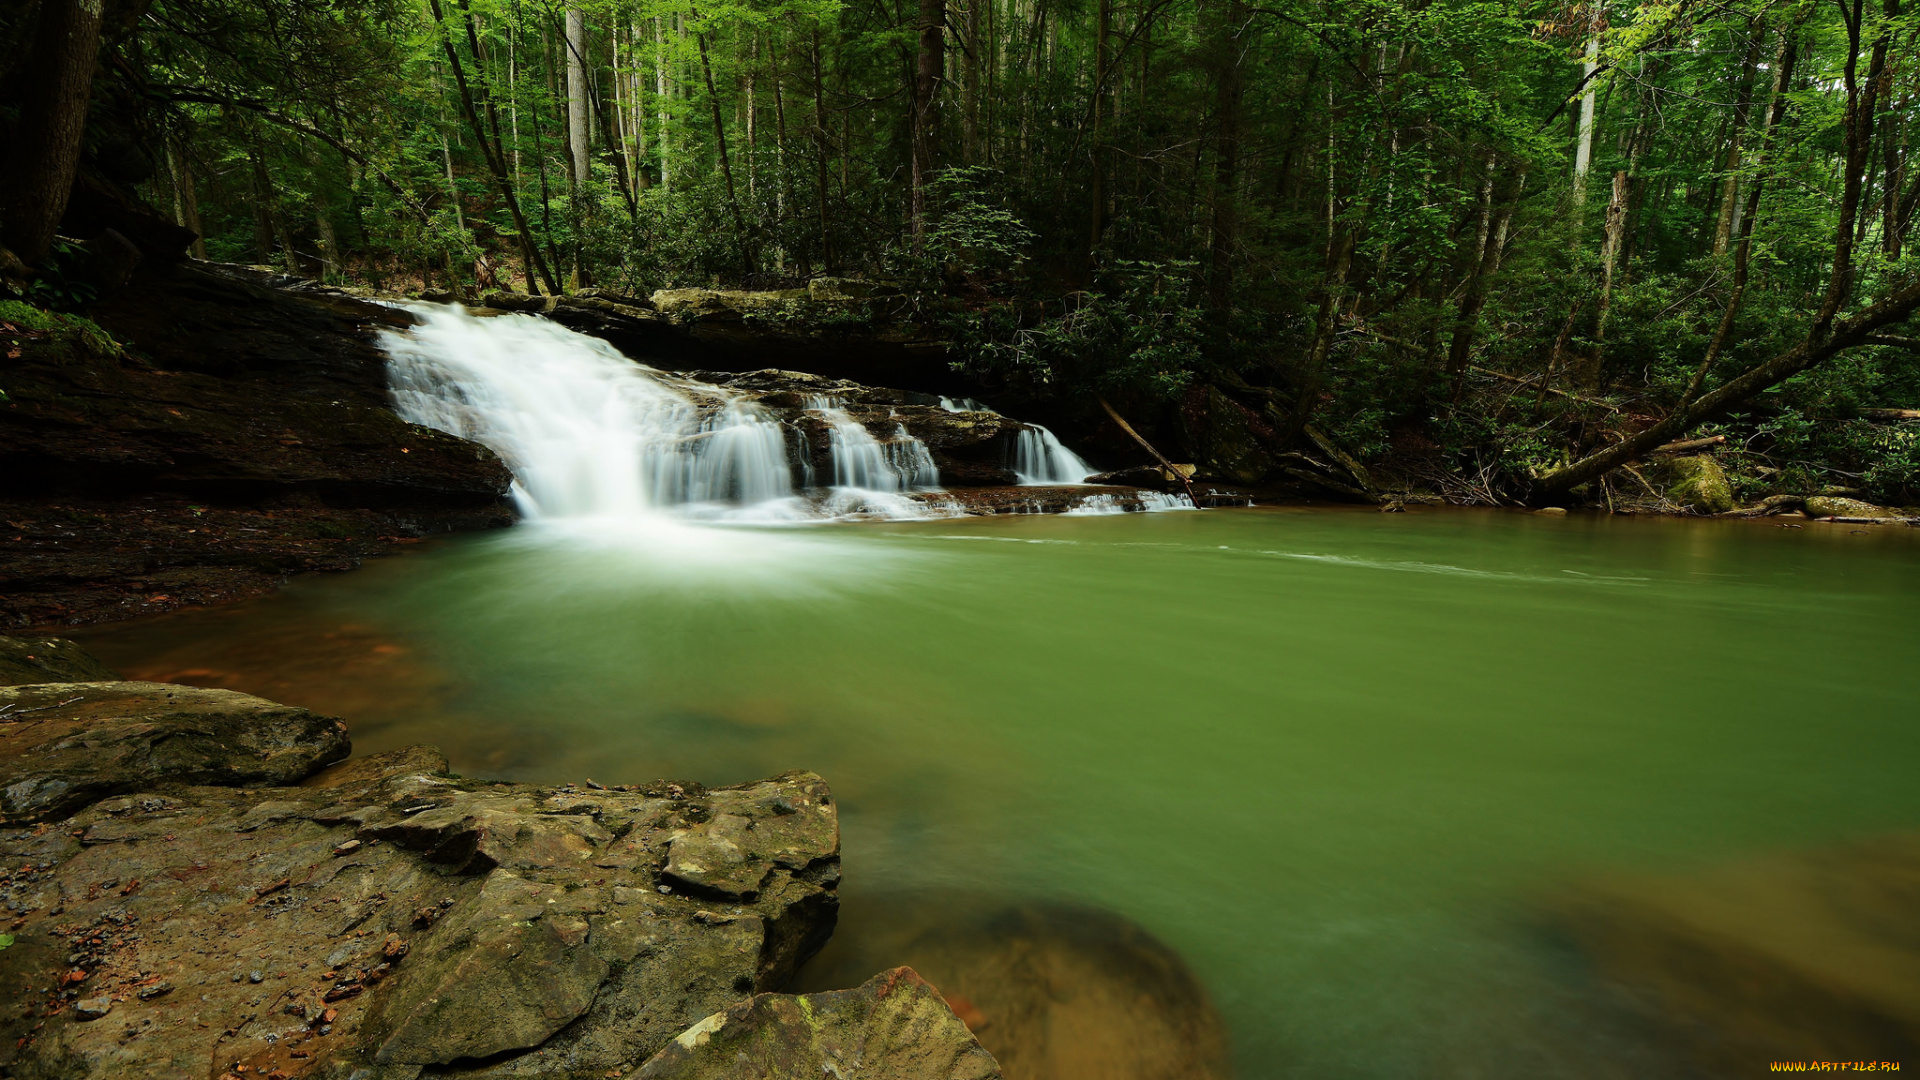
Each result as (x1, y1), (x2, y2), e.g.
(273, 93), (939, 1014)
(77, 308), (1920, 1076)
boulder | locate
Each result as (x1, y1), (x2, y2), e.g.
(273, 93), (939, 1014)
(0, 635), (119, 686)
(0, 681), (350, 824)
(639, 966), (1000, 1080)
(1658, 454), (1736, 514)
(1560, 832), (1920, 1068)
(1803, 496), (1902, 520)
(0, 723), (841, 1080)
(799, 899), (1232, 1080)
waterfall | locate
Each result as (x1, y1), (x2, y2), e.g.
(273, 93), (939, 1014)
(803, 397), (941, 491)
(381, 304), (958, 523)
(1012, 425), (1094, 485)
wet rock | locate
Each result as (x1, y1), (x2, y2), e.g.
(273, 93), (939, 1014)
(0, 724), (840, 1080)
(1560, 831), (1920, 1067)
(0, 636), (119, 686)
(1533, 506), (1569, 517)
(1656, 455), (1735, 514)
(639, 966), (1000, 1080)
(1803, 496), (1902, 520)
(800, 898), (1232, 1080)
(71, 997), (112, 1021)
(1085, 464), (1196, 492)
(0, 681), (350, 824)
(1, 262), (515, 629)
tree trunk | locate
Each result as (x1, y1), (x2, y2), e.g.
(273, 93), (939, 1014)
(1572, 29), (1599, 205)
(910, 0), (945, 251)
(695, 17), (753, 276)
(165, 134), (207, 259)
(963, 0), (981, 162)
(1447, 163), (1525, 397)
(812, 26), (833, 270)
(1, 0), (105, 263)
(1712, 20), (1765, 256)
(565, 7), (592, 186)
(1086, 0), (1109, 273)
(429, 0), (561, 294)
(1579, 169), (1631, 384)
(1535, 8), (1910, 498)
(1205, 0), (1245, 311)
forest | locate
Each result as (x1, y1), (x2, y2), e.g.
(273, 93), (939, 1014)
(2, 0), (1918, 506)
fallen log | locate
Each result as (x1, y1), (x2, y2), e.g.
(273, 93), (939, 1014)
(1719, 493), (1805, 518)
(1097, 397), (1200, 506)
(1862, 408), (1920, 421)
(1652, 435), (1727, 454)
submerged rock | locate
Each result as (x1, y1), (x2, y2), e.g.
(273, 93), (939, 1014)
(800, 897), (1233, 1080)
(1559, 832), (1920, 1068)
(639, 966), (1000, 1079)
(0, 660), (842, 1080)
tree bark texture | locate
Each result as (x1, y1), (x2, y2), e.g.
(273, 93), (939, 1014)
(1, 0), (106, 263)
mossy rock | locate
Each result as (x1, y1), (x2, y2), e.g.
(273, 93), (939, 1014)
(1660, 454), (1735, 514)
(0, 299), (120, 360)
(1803, 496), (1902, 519)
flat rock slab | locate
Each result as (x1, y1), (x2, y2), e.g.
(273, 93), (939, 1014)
(1561, 831), (1920, 1067)
(639, 966), (1000, 1080)
(0, 681), (350, 824)
(0, 744), (840, 1080)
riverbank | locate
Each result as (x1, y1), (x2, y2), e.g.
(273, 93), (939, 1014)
(0, 638), (1009, 1079)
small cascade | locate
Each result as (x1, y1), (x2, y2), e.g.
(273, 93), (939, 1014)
(804, 397), (941, 491)
(1012, 425), (1095, 485)
(939, 396), (996, 414)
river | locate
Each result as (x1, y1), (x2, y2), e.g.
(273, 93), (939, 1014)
(79, 504), (1920, 1077)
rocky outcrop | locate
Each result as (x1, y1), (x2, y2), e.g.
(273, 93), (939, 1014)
(639, 966), (1000, 1080)
(1561, 832), (1920, 1068)
(0, 656), (843, 1080)
(0, 682), (350, 825)
(1, 262), (515, 628)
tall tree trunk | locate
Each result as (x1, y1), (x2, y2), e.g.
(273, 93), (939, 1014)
(1, 0), (105, 263)
(565, 7), (592, 185)
(695, 17), (753, 276)
(1205, 0), (1245, 311)
(1086, 0), (1109, 274)
(910, 0), (945, 251)
(1712, 20), (1765, 256)
(430, 0), (561, 294)
(656, 17), (673, 194)
(1572, 28), (1600, 205)
(1447, 161), (1525, 397)
(811, 26), (833, 270)
(1535, 8), (1909, 498)
(1580, 168), (1631, 384)
(963, 0), (981, 162)
(1683, 21), (1801, 403)
(165, 133), (207, 259)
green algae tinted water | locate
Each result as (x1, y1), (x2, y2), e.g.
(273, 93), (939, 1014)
(84, 507), (1920, 1077)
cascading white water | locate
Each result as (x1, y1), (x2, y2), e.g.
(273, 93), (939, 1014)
(383, 305), (798, 521)
(1011, 425), (1094, 485)
(803, 397), (941, 491)
(939, 396), (995, 414)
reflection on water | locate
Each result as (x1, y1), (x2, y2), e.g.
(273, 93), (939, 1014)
(78, 507), (1920, 1078)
